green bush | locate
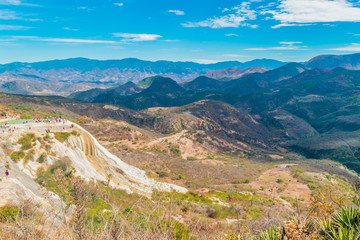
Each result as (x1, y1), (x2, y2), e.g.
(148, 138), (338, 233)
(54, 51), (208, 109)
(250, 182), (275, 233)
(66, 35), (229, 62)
(54, 131), (78, 143)
(37, 152), (47, 163)
(0, 206), (19, 223)
(156, 171), (169, 178)
(10, 151), (25, 162)
(20, 114), (31, 119)
(18, 133), (36, 150)
(276, 178), (284, 184)
(169, 146), (181, 157)
(206, 207), (220, 218)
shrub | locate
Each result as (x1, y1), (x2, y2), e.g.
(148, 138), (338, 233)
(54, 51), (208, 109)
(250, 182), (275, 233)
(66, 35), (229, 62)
(0, 206), (19, 223)
(24, 149), (35, 163)
(10, 151), (25, 162)
(156, 171), (169, 178)
(37, 152), (47, 163)
(18, 133), (36, 150)
(206, 207), (220, 218)
(169, 146), (181, 157)
(54, 131), (78, 143)
(232, 179), (243, 184)
(20, 114), (31, 119)
(308, 183), (318, 190)
(43, 134), (50, 141)
(276, 178), (284, 184)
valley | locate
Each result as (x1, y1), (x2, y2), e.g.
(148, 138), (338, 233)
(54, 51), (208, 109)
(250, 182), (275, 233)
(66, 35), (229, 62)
(0, 53), (360, 239)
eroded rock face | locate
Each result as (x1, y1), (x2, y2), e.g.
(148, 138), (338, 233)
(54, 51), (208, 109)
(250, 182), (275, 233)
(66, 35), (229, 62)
(0, 120), (187, 196)
(0, 147), (65, 227)
(52, 123), (187, 194)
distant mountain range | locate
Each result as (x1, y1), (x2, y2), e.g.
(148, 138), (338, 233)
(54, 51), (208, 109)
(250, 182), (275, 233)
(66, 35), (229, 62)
(70, 62), (311, 108)
(70, 59), (360, 166)
(0, 57), (286, 85)
(1, 53), (360, 97)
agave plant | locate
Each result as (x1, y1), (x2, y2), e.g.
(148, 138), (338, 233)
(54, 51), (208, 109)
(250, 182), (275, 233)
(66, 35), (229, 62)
(320, 207), (360, 240)
(332, 207), (360, 229)
(324, 226), (360, 240)
(257, 226), (282, 240)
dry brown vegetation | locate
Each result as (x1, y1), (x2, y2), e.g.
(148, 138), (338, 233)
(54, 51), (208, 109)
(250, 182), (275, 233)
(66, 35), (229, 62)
(1, 99), (360, 239)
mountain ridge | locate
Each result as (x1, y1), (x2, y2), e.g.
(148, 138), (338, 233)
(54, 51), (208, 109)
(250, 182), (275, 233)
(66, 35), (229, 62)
(0, 57), (287, 86)
(305, 53), (360, 70)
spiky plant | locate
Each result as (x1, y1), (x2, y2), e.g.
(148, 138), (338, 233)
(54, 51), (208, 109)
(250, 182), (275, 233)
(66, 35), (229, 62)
(257, 226), (282, 240)
(320, 207), (360, 240)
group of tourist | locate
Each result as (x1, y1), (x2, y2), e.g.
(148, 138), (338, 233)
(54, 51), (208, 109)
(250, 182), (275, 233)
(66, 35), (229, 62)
(0, 116), (71, 134)
(0, 124), (16, 133)
(34, 117), (68, 124)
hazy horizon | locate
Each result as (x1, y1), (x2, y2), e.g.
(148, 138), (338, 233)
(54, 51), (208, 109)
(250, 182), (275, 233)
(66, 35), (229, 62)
(1, 52), (357, 65)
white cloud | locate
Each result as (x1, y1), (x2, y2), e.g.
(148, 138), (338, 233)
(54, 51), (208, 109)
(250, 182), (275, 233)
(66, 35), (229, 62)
(328, 43), (360, 51)
(11, 35), (38, 39)
(168, 10), (185, 15)
(192, 59), (223, 64)
(0, 0), (20, 5)
(77, 7), (94, 12)
(0, 24), (32, 30)
(182, 2), (257, 29)
(245, 41), (306, 50)
(222, 54), (247, 58)
(0, 9), (21, 20)
(271, 23), (313, 29)
(38, 38), (117, 44)
(0, 9), (41, 21)
(0, 0), (40, 7)
(162, 39), (180, 42)
(280, 41), (302, 45)
(268, 0), (360, 25)
(182, 15), (248, 28)
(11, 36), (118, 44)
(225, 33), (238, 37)
(114, 2), (124, 7)
(113, 33), (162, 42)
(63, 27), (79, 31)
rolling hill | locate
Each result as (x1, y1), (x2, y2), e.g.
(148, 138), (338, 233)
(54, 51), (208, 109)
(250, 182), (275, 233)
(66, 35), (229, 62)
(305, 53), (360, 70)
(205, 67), (270, 81)
(183, 76), (225, 91)
(69, 81), (142, 102)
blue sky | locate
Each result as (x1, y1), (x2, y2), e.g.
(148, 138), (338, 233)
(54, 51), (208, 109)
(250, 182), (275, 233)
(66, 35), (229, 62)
(1, 0), (360, 63)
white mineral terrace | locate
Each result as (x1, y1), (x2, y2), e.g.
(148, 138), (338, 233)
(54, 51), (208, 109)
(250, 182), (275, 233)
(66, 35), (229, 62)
(0, 118), (187, 195)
